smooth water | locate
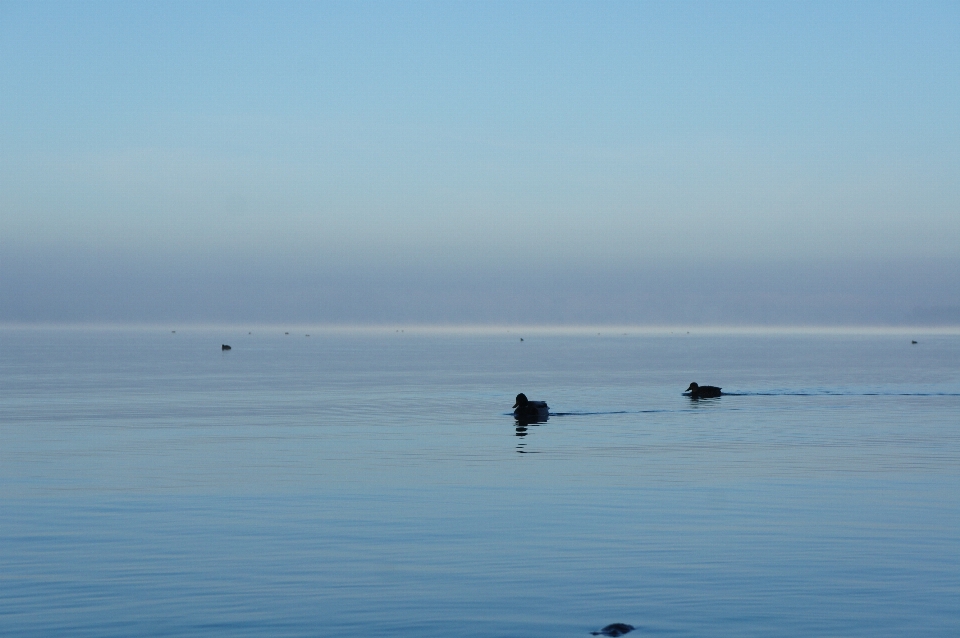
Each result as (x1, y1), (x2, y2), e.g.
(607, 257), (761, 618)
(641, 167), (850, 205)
(2, 327), (959, 637)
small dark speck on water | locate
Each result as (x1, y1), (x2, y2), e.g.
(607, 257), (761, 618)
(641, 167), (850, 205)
(285, 332), (289, 335)
(520, 338), (524, 342)
(912, 340), (918, 344)
(221, 344), (231, 351)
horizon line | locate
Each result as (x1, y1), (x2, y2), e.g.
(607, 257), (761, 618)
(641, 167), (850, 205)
(2, 322), (959, 336)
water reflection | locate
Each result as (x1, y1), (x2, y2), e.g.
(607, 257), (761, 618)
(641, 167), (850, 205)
(515, 415), (547, 453)
(515, 413), (549, 427)
(686, 395), (723, 410)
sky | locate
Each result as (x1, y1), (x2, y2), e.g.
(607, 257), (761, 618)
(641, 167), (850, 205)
(2, 1), (959, 325)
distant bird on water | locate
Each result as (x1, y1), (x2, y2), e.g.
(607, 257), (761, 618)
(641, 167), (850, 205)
(222, 344), (231, 351)
(684, 382), (721, 398)
(513, 393), (549, 421)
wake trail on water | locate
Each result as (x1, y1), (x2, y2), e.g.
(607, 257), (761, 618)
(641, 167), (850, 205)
(506, 391), (960, 418)
(551, 410), (639, 416)
(727, 391), (960, 397)
(506, 410), (671, 418)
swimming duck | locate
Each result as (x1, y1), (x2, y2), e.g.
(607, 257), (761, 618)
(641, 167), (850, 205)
(513, 393), (549, 421)
(684, 382), (721, 398)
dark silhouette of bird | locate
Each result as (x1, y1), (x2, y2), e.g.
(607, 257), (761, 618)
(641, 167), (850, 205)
(513, 393), (549, 421)
(222, 344), (231, 351)
(684, 382), (721, 398)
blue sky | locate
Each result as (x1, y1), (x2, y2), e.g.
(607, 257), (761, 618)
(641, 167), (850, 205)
(2, 1), (958, 324)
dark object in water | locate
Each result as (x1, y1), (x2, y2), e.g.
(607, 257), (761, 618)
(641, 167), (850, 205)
(912, 340), (918, 344)
(513, 393), (549, 422)
(684, 382), (721, 398)
(222, 344), (231, 351)
(591, 623), (635, 637)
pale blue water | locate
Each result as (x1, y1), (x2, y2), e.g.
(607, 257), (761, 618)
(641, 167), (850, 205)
(2, 327), (959, 637)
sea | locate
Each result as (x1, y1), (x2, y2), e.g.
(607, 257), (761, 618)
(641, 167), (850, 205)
(1, 326), (958, 637)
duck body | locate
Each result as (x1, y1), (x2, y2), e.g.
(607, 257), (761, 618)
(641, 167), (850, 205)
(513, 393), (549, 422)
(684, 382), (721, 398)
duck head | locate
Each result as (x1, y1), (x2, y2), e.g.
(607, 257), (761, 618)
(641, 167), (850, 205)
(686, 382), (699, 393)
(513, 393), (529, 409)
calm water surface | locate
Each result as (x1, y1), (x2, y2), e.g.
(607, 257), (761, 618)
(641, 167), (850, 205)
(1, 328), (959, 637)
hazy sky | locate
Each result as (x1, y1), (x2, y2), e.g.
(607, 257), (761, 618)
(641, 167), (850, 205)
(2, 1), (959, 324)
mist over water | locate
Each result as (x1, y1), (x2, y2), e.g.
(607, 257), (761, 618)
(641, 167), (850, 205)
(3, 3), (960, 330)
(3, 248), (959, 325)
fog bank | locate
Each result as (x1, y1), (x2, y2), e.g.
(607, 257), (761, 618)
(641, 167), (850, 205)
(3, 250), (957, 326)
